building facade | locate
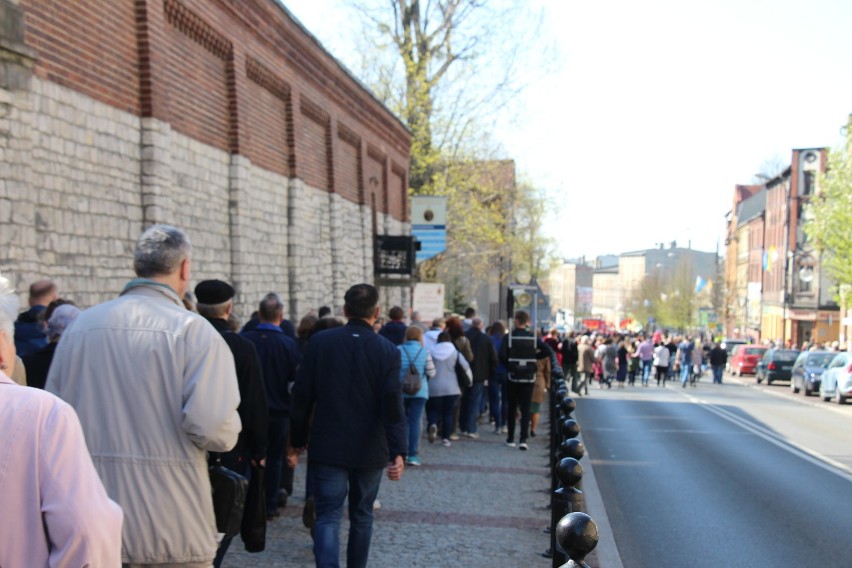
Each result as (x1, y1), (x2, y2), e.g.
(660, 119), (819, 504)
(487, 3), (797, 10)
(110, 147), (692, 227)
(0, 0), (412, 319)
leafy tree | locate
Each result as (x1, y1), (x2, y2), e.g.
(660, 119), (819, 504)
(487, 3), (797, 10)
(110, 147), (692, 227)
(808, 119), (852, 305)
(348, 0), (548, 192)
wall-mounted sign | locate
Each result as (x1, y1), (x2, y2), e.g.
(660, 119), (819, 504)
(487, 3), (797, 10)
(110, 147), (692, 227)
(374, 236), (418, 276)
(411, 196), (447, 263)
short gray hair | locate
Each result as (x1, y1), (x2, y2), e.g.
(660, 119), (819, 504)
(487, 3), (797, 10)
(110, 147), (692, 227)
(0, 273), (19, 342)
(197, 300), (232, 320)
(47, 304), (81, 342)
(133, 224), (192, 278)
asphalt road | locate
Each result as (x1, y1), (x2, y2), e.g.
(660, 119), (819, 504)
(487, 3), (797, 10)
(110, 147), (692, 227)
(573, 374), (852, 568)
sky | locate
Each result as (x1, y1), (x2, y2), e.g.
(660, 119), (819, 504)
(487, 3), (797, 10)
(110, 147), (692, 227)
(282, 0), (852, 261)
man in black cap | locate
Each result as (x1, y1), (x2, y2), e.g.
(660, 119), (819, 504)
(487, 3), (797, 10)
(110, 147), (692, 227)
(195, 279), (269, 566)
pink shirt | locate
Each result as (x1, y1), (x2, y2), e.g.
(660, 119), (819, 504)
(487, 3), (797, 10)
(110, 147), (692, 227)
(0, 372), (123, 567)
(637, 339), (655, 361)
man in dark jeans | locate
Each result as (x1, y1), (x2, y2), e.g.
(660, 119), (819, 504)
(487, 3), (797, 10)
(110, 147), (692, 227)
(291, 284), (406, 568)
(560, 331), (579, 394)
(463, 317), (498, 438)
(196, 279), (269, 566)
(708, 342), (728, 384)
(242, 294), (301, 519)
(499, 310), (550, 451)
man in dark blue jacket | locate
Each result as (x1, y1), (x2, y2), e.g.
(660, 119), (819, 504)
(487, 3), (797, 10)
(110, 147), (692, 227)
(291, 283), (406, 568)
(242, 293), (301, 518)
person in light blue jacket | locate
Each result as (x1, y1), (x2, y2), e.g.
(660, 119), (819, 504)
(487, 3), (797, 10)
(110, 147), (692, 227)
(398, 326), (436, 466)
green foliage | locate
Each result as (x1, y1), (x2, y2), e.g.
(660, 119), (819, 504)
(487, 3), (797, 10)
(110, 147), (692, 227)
(808, 130), (852, 303)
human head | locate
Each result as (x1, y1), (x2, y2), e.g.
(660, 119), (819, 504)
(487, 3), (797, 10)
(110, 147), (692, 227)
(0, 273), (19, 375)
(47, 304), (81, 343)
(133, 224), (192, 297)
(259, 293), (284, 324)
(298, 314), (319, 339)
(471, 317), (484, 330)
(388, 306), (404, 321)
(194, 279), (235, 320)
(513, 310), (530, 328)
(28, 279), (58, 308)
(405, 325), (424, 344)
(464, 307), (476, 319)
(318, 306), (332, 318)
(445, 316), (464, 339)
(437, 331), (452, 343)
(489, 320), (507, 337)
(431, 317), (445, 330)
(411, 310), (422, 322)
(344, 283), (380, 322)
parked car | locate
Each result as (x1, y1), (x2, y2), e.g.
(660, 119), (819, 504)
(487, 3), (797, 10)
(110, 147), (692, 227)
(790, 351), (835, 396)
(721, 339), (748, 371)
(755, 349), (800, 385)
(729, 345), (768, 376)
(818, 352), (852, 404)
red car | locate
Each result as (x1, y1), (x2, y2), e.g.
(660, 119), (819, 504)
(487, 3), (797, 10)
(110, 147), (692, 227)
(729, 345), (768, 376)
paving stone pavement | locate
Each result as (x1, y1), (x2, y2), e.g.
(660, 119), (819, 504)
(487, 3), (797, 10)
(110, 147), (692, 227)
(222, 406), (600, 567)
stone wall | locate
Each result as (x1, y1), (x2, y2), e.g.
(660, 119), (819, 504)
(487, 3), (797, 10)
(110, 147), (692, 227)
(0, 0), (413, 321)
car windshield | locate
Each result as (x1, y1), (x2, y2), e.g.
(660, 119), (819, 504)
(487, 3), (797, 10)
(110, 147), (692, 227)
(745, 348), (765, 355)
(807, 353), (835, 368)
(772, 350), (799, 362)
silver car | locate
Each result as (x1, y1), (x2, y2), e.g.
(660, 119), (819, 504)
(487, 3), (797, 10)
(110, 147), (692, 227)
(818, 352), (852, 404)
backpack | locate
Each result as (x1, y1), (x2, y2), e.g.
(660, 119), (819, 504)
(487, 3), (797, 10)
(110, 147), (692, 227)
(401, 347), (424, 395)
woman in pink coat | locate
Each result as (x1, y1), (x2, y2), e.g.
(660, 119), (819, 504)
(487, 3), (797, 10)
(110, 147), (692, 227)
(0, 273), (123, 567)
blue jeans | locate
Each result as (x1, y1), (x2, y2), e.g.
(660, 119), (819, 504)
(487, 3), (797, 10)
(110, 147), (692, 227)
(312, 463), (384, 568)
(681, 364), (692, 385)
(427, 395), (460, 440)
(266, 414), (290, 512)
(403, 397), (427, 458)
(641, 360), (653, 385)
(712, 364), (724, 384)
(489, 373), (506, 429)
(464, 383), (486, 434)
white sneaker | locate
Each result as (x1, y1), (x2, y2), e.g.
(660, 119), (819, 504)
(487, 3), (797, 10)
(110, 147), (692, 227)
(506, 441), (516, 447)
(442, 439), (452, 447)
(465, 432), (480, 439)
(373, 499), (381, 511)
(519, 442), (529, 451)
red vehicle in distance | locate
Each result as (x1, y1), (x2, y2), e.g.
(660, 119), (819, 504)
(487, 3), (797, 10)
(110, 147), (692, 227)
(729, 345), (768, 377)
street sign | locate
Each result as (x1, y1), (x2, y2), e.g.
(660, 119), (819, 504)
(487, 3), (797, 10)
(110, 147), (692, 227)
(411, 196), (447, 262)
(374, 236), (417, 276)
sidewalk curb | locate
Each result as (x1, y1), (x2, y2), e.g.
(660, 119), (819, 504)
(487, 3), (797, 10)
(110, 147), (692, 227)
(578, 431), (624, 568)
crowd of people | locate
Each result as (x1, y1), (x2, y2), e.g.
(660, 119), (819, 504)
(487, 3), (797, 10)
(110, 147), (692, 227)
(1, 224), (562, 568)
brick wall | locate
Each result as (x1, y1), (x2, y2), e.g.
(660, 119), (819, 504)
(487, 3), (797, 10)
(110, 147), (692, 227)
(1, 0), (412, 317)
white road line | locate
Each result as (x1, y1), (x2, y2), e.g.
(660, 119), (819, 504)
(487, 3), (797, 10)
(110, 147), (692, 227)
(676, 389), (852, 484)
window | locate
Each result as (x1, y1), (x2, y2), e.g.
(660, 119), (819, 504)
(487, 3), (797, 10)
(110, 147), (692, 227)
(803, 171), (815, 196)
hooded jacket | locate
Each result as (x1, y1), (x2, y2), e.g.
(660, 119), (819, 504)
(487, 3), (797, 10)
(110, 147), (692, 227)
(427, 341), (471, 397)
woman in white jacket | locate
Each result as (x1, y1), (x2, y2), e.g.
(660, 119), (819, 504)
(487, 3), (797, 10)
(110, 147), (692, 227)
(653, 341), (670, 386)
(426, 332), (472, 447)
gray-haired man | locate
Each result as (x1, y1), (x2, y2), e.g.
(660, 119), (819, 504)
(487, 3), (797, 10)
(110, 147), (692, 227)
(48, 224), (242, 567)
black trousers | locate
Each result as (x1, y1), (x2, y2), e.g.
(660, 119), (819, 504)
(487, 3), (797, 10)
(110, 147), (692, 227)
(506, 381), (534, 444)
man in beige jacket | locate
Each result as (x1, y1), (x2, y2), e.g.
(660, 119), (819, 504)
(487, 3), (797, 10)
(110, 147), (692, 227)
(47, 225), (241, 567)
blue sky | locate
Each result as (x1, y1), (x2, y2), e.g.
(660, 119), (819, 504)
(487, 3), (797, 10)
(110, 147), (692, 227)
(283, 0), (852, 260)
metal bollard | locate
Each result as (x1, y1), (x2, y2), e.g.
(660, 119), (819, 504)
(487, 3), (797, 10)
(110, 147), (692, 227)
(556, 512), (599, 568)
(549, 457), (584, 568)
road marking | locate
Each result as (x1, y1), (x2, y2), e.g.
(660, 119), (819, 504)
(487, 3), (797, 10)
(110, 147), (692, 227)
(676, 389), (852, 485)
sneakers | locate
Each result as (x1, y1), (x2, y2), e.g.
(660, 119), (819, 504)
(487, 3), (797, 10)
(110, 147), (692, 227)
(464, 432), (479, 439)
(519, 442), (529, 451)
(506, 440), (517, 447)
(373, 499), (381, 511)
(442, 439), (452, 447)
(449, 434), (460, 441)
(428, 424), (437, 444)
(406, 456), (422, 466)
(302, 496), (316, 529)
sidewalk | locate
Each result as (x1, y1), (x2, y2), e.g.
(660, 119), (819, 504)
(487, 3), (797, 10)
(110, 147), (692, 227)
(223, 404), (602, 567)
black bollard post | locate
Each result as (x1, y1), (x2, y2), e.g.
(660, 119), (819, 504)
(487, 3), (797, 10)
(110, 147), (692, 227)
(548, 457), (584, 568)
(558, 437), (585, 496)
(556, 512), (599, 568)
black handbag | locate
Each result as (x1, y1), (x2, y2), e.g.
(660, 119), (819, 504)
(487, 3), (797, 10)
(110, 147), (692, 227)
(241, 462), (267, 552)
(209, 459), (248, 540)
(454, 351), (472, 389)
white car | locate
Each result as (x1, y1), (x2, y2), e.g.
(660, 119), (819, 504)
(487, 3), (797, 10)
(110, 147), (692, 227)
(818, 352), (852, 404)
